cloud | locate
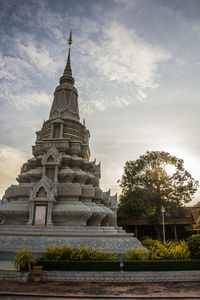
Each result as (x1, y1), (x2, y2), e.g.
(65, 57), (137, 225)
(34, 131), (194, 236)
(15, 38), (58, 75)
(0, 33), (58, 108)
(0, 0), (66, 110)
(74, 21), (171, 112)
(94, 22), (171, 89)
(111, 0), (137, 12)
(13, 92), (53, 109)
(0, 0), (64, 34)
(0, 48), (53, 109)
(0, 144), (28, 198)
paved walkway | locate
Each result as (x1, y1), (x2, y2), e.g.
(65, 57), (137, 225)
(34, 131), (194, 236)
(0, 280), (200, 298)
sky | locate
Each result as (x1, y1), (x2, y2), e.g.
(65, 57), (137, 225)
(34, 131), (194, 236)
(0, 0), (200, 204)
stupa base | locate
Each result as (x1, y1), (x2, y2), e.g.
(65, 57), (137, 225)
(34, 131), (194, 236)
(0, 225), (143, 259)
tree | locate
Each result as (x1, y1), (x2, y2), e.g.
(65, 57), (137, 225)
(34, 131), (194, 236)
(118, 151), (199, 239)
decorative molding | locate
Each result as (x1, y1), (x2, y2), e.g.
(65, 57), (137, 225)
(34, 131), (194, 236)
(30, 176), (57, 201)
(42, 146), (61, 166)
(0, 235), (142, 253)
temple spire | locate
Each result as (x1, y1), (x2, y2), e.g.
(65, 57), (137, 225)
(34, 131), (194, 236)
(68, 30), (72, 45)
(60, 31), (75, 86)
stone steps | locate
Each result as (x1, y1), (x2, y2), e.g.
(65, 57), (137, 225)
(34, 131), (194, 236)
(40, 270), (200, 282)
(0, 270), (17, 281)
(0, 225), (127, 237)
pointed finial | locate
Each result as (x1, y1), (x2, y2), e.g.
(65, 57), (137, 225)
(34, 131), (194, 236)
(83, 118), (85, 126)
(68, 30), (72, 46)
(60, 31), (74, 86)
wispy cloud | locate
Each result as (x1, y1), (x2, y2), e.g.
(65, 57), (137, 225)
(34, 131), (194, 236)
(0, 47), (54, 109)
(101, 23), (171, 87)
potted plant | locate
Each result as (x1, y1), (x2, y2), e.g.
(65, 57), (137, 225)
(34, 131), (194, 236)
(12, 248), (36, 282)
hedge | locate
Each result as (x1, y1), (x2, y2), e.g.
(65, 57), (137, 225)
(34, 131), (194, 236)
(37, 260), (121, 271)
(123, 259), (200, 271)
(37, 259), (200, 272)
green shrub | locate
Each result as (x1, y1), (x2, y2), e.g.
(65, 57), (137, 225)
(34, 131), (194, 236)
(155, 240), (190, 260)
(142, 238), (159, 249)
(187, 234), (200, 258)
(85, 248), (118, 261)
(42, 245), (62, 261)
(146, 245), (160, 261)
(125, 241), (190, 261)
(40, 245), (118, 262)
(124, 247), (148, 261)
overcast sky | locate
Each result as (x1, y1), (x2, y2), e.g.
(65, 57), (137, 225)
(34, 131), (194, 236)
(0, 0), (200, 204)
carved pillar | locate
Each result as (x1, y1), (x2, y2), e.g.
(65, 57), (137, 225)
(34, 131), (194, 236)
(27, 202), (34, 225)
(60, 123), (64, 138)
(55, 165), (58, 182)
(46, 202), (53, 225)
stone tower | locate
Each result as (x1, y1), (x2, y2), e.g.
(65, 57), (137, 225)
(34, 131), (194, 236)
(0, 33), (142, 258)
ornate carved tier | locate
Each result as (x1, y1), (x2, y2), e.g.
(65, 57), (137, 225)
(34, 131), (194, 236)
(53, 201), (92, 226)
(50, 83), (79, 121)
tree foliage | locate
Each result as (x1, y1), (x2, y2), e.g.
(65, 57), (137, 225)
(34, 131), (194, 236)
(118, 151), (198, 225)
(187, 235), (200, 258)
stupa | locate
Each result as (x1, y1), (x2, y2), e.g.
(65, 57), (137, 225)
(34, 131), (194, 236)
(0, 33), (142, 258)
